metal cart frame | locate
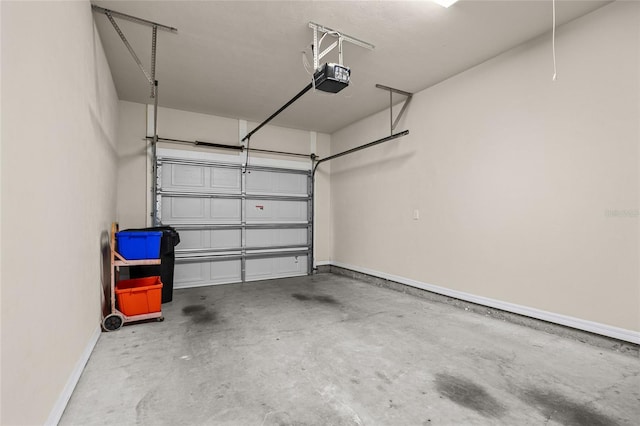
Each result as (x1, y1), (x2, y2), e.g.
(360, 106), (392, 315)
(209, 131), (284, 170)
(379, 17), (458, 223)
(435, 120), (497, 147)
(102, 222), (164, 331)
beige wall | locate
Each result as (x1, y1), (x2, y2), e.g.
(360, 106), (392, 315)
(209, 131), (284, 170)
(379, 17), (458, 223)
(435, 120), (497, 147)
(330, 1), (639, 333)
(116, 103), (333, 262)
(314, 133), (332, 266)
(1, 1), (118, 424)
(117, 101), (148, 229)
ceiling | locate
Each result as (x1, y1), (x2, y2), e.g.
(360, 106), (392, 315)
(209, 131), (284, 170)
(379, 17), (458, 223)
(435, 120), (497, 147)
(93, 0), (610, 134)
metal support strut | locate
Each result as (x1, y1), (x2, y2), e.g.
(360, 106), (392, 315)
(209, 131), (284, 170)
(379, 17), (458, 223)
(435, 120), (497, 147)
(93, 5), (176, 98)
(152, 80), (159, 225)
(104, 12), (154, 87)
(92, 5), (177, 226)
(376, 84), (413, 136)
(151, 26), (157, 97)
(92, 5), (178, 32)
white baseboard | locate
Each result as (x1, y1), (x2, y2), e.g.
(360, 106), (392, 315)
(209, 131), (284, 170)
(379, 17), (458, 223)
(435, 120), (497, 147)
(330, 261), (640, 345)
(315, 260), (331, 266)
(46, 325), (101, 425)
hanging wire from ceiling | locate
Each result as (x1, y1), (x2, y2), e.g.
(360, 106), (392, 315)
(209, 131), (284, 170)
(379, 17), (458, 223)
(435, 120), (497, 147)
(302, 50), (314, 75)
(552, 0), (557, 81)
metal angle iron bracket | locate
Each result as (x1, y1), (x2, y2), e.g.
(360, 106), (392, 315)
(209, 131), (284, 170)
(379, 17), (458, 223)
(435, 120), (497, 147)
(92, 5), (177, 98)
(308, 22), (375, 69)
(376, 84), (413, 136)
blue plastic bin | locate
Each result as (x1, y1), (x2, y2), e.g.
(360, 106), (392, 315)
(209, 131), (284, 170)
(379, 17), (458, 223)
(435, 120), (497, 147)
(116, 231), (162, 260)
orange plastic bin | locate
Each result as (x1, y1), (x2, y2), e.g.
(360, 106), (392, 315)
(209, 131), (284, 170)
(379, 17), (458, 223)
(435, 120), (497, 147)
(115, 276), (163, 316)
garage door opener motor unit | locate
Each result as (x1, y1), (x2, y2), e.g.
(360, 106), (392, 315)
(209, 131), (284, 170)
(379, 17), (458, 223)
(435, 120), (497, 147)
(313, 63), (350, 93)
(241, 22), (373, 144)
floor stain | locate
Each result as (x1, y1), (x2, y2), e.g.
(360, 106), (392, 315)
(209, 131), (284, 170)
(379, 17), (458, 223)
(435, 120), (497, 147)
(291, 293), (339, 305)
(521, 388), (619, 426)
(192, 310), (217, 324)
(314, 295), (339, 304)
(291, 294), (311, 301)
(182, 304), (218, 325)
(435, 373), (506, 418)
(182, 305), (205, 315)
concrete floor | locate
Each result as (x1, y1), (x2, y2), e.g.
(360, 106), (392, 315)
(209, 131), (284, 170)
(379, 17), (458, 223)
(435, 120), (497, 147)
(61, 273), (639, 425)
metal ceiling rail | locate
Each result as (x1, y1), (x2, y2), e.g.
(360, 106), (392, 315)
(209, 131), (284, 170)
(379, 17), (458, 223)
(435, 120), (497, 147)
(312, 130), (410, 176)
(240, 82), (314, 172)
(241, 83), (313, 143)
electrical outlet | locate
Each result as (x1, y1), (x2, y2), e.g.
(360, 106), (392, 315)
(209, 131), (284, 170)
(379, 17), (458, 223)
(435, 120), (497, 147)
(413, 209), (420, 220)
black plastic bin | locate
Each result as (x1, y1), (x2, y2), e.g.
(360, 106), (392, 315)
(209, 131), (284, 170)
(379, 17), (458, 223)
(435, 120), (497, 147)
(126, 226), (180, 303)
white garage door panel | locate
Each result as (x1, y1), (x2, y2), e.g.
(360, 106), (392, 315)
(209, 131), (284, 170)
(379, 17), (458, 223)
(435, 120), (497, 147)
(174, 259), (242, 288)
(162, 196), (241, 224)
(176, 229), (206, 250)
(245, 199), (307, 222)
(245, 255), (308, 282)
(211, 229), (242, 249)
(158, 154), (311, 287)
(162, 163), (241, 194)
(167, 197), (207, 220)
(211, 198), (242, 221)
(178, 229), (241, 250)
(246, 228), (307, 247)
(174, 261), (209, 287)
(246, 170), (307, 196)
(169, 164), (205, 188)
(211, 168), (241, 191)
(210, 260), (242, 284)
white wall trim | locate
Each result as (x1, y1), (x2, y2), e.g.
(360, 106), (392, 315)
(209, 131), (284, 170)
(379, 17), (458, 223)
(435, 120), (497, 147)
(330, 261), (640, 345)
(315, 260), (331, 266)
(45, 325), (101, 425)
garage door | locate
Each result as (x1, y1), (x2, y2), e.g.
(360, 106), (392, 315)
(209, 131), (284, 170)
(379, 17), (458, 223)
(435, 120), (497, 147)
(156, 152), (312, 288)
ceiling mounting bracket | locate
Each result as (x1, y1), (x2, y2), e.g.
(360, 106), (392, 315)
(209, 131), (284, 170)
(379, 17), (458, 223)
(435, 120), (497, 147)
(309, 21), (375, 69)
(376, 84), (413, 136)
(91, 5), (177, 98)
